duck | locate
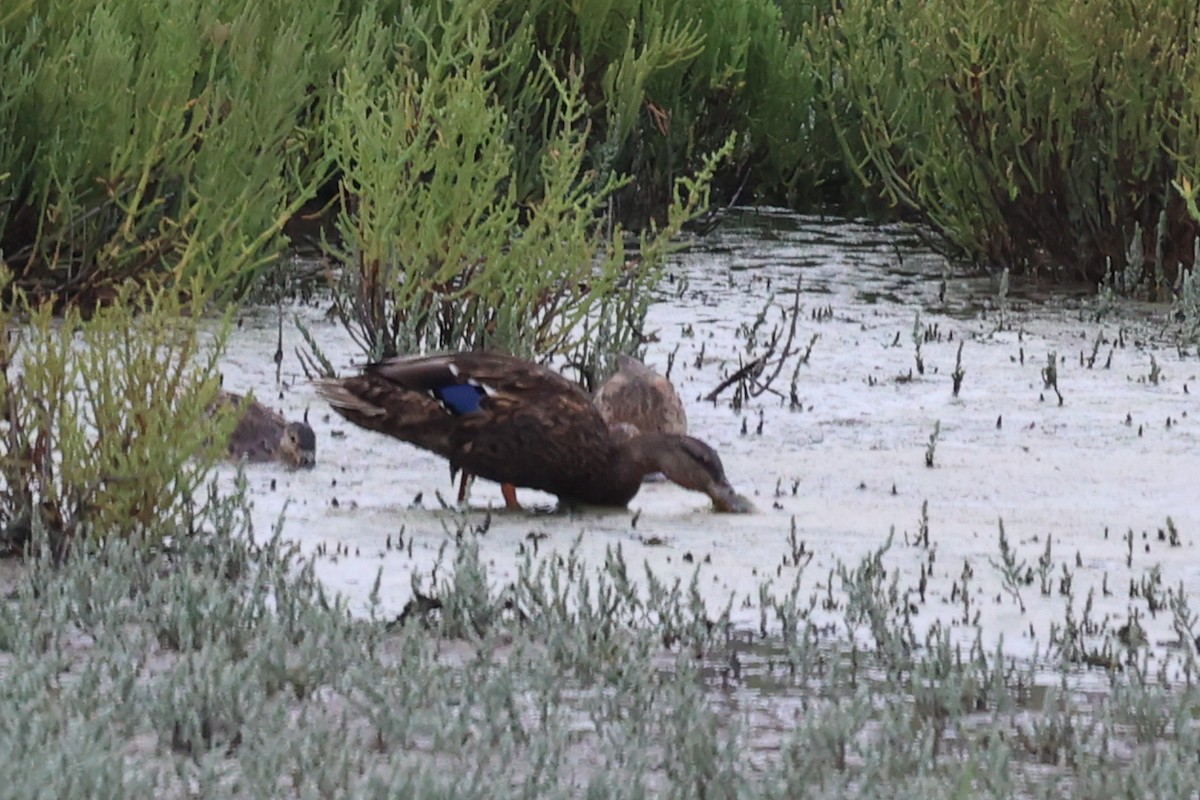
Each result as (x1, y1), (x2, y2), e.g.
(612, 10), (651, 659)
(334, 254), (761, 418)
(593, 353), (688, 435)
(217, 390), (317, 469)
(313, 352), (751, 512)
(455, 353), (686, 502)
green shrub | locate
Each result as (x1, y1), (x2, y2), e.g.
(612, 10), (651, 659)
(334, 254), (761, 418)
(805, 0), (1200, 285)
(0, 273), (234, 554)
(0, 0), (852, 315)
(0, 0), (339, 306)
(318, 0), (734, 368)
(497, 0), (840, 216)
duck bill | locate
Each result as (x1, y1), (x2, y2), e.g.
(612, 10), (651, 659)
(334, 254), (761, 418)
(707, 482), (754, 513)
(294, 450), (317, 470)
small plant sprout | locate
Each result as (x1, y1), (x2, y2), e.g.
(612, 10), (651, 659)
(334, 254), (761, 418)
(1163, 517), (1180, 546)
(906, 499), (930, 548)
(799, 332), (819, 365)
(1133, 564), (1167, 615)
(1059, 560), (1074, 597)
(1167, 586), (1200, 671)
(1042, 350), (1063, 405)
(665, 343), (679, 379)
(989, 519), (1028, 613)
(925, 420), (941, 467)
(1085, 333), (1103, 368)
(911, 311), (925, 375)
(953, 558), (975, 625)
(918, 499), (930, 547)
(785, 516), (812, 568)
(1038, 534), (1055, 596)
(951, 341), (965, 397)
(1147, 354), (1161, 385)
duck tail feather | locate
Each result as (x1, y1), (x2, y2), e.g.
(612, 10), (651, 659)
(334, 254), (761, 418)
(312, 378), (386, 418)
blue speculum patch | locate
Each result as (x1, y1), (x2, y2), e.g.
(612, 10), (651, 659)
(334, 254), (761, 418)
(433, 383), (485, 415)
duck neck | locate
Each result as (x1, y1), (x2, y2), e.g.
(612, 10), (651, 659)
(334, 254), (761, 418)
(610, 433), (671, 485)
(570, 433), (673, 508)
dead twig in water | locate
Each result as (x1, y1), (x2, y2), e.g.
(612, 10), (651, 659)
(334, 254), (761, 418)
(705, 355), (768, 402)
(706, 276), (810, 402)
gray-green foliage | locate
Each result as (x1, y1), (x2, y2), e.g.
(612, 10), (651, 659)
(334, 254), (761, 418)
(6, 497), (1200, 797)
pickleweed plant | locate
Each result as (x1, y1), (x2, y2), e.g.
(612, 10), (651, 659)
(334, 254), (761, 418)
(316, 0), (732, 374)
(0, 271), (236, 553)
(989, 518), (1029, 614)
(924, 419), (940, 467)
(996, 267), (1010, 331)
(8, 499), (1200, 797)
(805, 0), (1200, 285)
(1170, 238), (1200, 343)
(0, 0), (339, 306)
(911, 311), (925, 375)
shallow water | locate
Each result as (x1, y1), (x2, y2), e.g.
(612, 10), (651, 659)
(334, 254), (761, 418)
(222, 208), (1200, 668)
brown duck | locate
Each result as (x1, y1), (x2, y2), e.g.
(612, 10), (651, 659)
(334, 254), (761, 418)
(313, 352), (750, 512)
(457, 353), (687, 502)
(217, 391), (317, 469)
(593, 354), (688, 436)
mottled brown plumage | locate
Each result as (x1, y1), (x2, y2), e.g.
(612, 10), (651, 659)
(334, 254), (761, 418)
(217, 391), (317, 469)
(313, 352), (750, 511)
(593, 354), (687, 436)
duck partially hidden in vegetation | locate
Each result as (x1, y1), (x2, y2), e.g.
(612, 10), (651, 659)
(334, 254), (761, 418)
(313, 352), (751, 512)
(217, 391), (317, 469)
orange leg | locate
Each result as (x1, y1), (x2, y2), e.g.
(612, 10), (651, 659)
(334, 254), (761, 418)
(457, 472), (520, 510)
(501, 482), (520, 510)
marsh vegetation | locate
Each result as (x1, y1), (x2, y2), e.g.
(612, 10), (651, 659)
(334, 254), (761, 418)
(3, 0), (1200, 795)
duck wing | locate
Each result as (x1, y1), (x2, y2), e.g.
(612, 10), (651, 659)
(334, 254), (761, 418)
(315, 352), (613, 492)
(368, 352), (583, 400)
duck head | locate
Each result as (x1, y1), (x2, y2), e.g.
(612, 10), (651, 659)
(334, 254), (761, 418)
(639, 435), (753, 513)
(278, 420), (318, 469)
